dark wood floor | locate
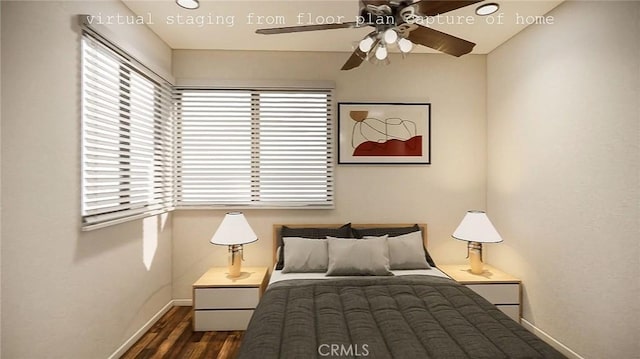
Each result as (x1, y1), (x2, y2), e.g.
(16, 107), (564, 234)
(120, 306), (244, 359)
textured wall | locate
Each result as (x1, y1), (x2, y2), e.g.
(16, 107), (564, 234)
(1, 1), (173, 358)
(487, 1), (640, 357)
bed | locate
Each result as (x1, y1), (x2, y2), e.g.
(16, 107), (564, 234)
(237, 223), (565, 359)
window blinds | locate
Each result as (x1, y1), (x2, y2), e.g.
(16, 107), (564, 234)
(81, 33), (174, 230)
(174, 88), (334, 208)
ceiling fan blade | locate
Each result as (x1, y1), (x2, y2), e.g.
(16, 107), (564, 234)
(256, 22), (359, 35)
(414, 0), (482, 16)
(361, 0), (391, 6)
(408, 25), (475, 57)
(341, 38), (380, 70)
(341, 49), (367, 71)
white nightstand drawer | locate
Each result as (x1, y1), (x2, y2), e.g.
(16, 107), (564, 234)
(194, 310), (254, 331)
(496, 305), (520, 322)
(466, 284), (519, 304)
(194, 288), (259, 309)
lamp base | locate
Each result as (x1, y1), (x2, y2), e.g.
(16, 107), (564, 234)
(468, 242), (484, 274)
(227, 244), (243, 278)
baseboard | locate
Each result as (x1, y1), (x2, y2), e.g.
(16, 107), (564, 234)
(107, 301), (175, 359)
(173, 298), (193, 306)
(521, 319), (583, 359)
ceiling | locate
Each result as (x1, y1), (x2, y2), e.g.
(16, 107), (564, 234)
(122, 0), (563, 54)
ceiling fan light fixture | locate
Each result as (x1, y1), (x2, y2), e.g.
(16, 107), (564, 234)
(383, 29), (398, 44)
(254, 0), (479, 70)
(176, 0), (199, 10)
(375, 44), (388, 60)
(358, 37), (375, 52)
(398, 38), (413, 53)
(475, 3), (499, 16)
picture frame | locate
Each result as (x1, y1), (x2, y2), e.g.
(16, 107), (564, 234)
(337, 102), (431, 164)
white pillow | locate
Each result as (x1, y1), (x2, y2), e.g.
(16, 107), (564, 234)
(281, 237), (328, 273)
(385, 231), (430, 270)
(325, 236), (393, 276)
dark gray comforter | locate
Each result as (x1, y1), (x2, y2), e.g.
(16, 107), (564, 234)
(238, 275), (565, 359)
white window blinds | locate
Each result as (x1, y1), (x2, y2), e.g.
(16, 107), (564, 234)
(174, 88), (334, 208)
(81, 32), (174, 230)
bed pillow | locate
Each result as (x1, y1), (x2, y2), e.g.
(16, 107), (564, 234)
(276, 223), (351, 270)
(386, 232), (431, 270)
(326, 236), (393, 276)
(281, 237), (328, 273)
(352, 224), (436, 267)
(352, 224), (421, 239)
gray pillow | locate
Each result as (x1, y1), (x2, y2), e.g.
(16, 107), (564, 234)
(353, 225), (436, 267)
(326, 236), (393, 276)
(386, 232), (431, 270)
(276, 223), (352, 270)
(282, 237), (328, 273)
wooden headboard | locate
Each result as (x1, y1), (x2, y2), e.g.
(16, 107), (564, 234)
(272, 223), (428, 265)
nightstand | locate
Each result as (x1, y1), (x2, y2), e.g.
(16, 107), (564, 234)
(192, 266), (269, 331)
(438, 264), (521, 322)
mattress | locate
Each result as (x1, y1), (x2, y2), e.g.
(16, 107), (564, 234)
(268, 267), (449, 286)
(238, 275), (566, 359)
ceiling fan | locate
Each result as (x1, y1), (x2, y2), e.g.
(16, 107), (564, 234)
(255, 0), (482, 70)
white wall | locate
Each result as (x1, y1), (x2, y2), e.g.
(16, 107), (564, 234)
(487, 1), (640, 358)
(1, 1), (174, 358)
(171, 50), (488, 299)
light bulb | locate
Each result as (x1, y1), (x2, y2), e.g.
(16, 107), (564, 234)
(176, 0), (199, 10)
(375, 45), (388, 60)
(358, 37), (374, 52)
(475, 3), (499, 16)
(383, 29), (398, 44)
(398, 38), (413, 53)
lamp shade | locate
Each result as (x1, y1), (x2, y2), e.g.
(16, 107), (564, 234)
(210, 212), (258, 246)
(452, 210), (503, 243)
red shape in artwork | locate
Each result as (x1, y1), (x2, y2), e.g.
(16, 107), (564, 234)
(353, 136), (422, 156)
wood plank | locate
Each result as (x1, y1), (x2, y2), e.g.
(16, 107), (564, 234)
(193, 267), (268, 288)
(119, 332), (158, 359)
(204, 331), (232, 358)
(141, 307), (190, 358)
(119, 306), (244, 359)
(218, 332), (244, 359)
(155, 316), (193, 358)
(217, 332), (244, 359)
(438, 264), (521, 283)
(186, 331), (215, 359)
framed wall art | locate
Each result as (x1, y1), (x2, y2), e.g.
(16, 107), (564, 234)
(337, 102), (431, 164)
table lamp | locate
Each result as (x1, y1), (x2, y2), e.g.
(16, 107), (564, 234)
(452, 210), (503, 274)
(210, 212), (258, 278)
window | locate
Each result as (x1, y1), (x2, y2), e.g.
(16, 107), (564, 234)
(175, 88), (334, 208)
(81, 32), (174, 230)
(81, 21), (334, 230)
